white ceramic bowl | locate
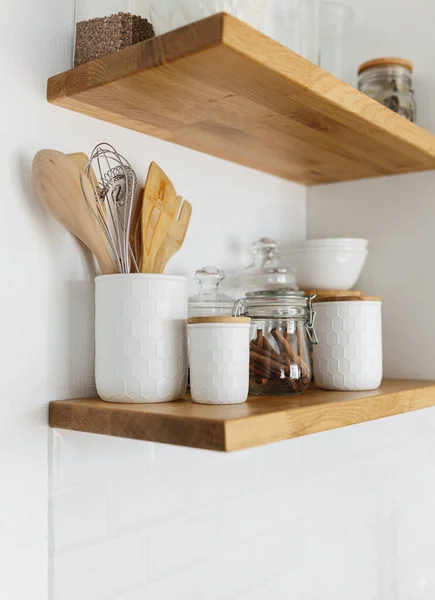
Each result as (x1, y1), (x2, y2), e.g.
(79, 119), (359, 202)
(284, 248), (368, 290)
(302, 238), (368, 251)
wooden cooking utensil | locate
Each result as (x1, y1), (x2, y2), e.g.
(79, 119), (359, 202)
(68, 152), (89, 172)
(140, 162), (180, 273)
(32, 150), (117, 274)
(69, 152), (100, 195)
(154, 198), (192, 273)
(130, 187), (144, 271)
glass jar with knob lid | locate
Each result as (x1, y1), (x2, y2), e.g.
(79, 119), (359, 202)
(224, 238), (298, 298)
(188, 266), (236, 318)
(234, 290), (317, 395)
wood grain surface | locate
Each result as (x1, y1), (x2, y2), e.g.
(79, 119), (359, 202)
(49, 379), (435, 452)
(47, 14), (435, 185)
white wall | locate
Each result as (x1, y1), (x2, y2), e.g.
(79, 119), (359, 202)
(4, 0), (435, 599)
(308, 0), (435, 379)
(0, 1), (304, 599)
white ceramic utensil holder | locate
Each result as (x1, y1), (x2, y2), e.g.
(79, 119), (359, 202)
(188, 317), (251, 405)
(313, 299), (383, 391)
(95, 274), (188, 403)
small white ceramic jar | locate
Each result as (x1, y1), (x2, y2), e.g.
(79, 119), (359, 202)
(95, 274), (188, 403)
(313, 297), (382, 391)
(188, 317), (251, 405)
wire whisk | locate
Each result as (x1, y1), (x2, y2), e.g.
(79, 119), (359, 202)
(81, 143), (138, 273)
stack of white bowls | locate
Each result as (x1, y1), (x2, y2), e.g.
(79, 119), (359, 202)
(283, 238), (368, 290)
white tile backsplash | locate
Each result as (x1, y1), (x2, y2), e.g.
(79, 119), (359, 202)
(109, 468), (186, 536)
(49, 406), (435, 600)
(147, 442), (214, 469)
(53, 534), (148, 600)
(52, 430), (147, 490)
(53, 481), (109, 555)
(186, 452), (256, 510)
(148, 511), (218, 581)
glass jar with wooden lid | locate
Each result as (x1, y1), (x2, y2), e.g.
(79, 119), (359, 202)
(358, 57), (416, 122)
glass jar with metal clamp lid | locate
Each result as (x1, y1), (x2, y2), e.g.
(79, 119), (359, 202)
(234, 290), (317, 395)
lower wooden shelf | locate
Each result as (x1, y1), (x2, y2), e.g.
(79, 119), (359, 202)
(49, 379), (435, 452)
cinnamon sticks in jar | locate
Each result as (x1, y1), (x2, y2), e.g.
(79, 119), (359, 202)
(249, 327), (310, 394)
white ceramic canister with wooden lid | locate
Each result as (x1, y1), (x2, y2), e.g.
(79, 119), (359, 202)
(312, 296), (382, 391)
(188, 317), (251, 405)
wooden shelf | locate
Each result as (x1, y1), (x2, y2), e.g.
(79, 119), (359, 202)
(49, 379), (435, 452)
(47, 14), (435, 185)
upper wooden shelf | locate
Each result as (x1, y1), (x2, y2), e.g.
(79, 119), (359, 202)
(49, 379), (435, 452)
(47, 14), (435, 185)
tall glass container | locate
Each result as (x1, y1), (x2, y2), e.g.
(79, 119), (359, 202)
(74, 0), (155, 67)
(263, 0), (320, 64)
(149, 0), (268, 35)
(320, 2), (355, 84)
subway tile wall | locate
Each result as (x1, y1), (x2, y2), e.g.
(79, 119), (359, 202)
(50, 407), (435, 600)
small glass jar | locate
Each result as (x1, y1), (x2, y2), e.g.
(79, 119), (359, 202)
(224, 238), (298, 298)
(188, 266), (236, 318)
(234, 290), (317, 395)
(358, 58), (416, 122)
(74, 0), (155, 67)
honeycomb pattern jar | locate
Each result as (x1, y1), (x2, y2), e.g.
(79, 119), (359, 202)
(188, 317), (251, 404)
(95, 274), (188, 403)
(313, 297), (382, 391)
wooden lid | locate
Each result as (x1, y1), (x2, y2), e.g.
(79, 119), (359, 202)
(308, 290), (382, 303)
(188, 317), (251, 325)
(307, 290), (363, 302)
(362, 296), (382, 302)
(358, 57), (413, 75)
(315, 295), (382, 303)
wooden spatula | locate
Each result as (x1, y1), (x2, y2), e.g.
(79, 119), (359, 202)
(130, 187), (144, 271)
(32, 150), (117, 274)
(140, 162), (180, 273)
(154, 198), (192, 273)
(68, 152), (89, 172)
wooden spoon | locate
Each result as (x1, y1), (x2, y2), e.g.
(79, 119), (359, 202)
(32, 150), (117, 274)
(140, 162), (180, 273)
(153, 199), (192, 273)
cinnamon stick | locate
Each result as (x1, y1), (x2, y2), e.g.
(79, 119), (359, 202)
(250, 344), (289, 368)
(270, 328), (309, 377)
(250, 361), (269, 378)
(250, 337), (280, 362)
(250, 350), (289, 376)
(255, 329), (264, 348)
